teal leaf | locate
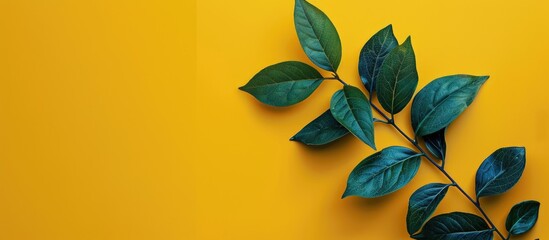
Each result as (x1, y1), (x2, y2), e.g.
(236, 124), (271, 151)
(411, 75), (489, 137)
(294, 0), (342, 72)
(475, 147), (526, 198)
(506, 200), (540, 235)
(290, 109), (349, 145)
(358, 24), (398, 93)
(376, 36), (418, 115)
(407, 183), (452, 235)
(423, 128), (447, 161)
(412, 212), (494, 240)
(343, 146), (422, 198)
(239, 61), (323, 107)
(330, 85), (376, 149)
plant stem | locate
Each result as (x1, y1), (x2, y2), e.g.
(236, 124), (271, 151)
(370, 99), (506, 240)
(332, 75), (506, 239)
(332, 73), (348, 85)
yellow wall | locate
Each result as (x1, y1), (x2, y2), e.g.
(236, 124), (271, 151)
(1, 0), (547, 239)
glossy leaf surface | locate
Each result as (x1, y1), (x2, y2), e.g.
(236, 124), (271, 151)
(239, 61), (323, 106)
(294, 0), (341, 71)
(411, 75), (488, 137)
(343, 146), (421, 198)
(358, 24), (398, 93)
(330, 85), (376, 149)
(290, 109), (349, 145)
(407, 183), (452, 235)
(505, 200), (540, 235)
(475, 147), (526, 198)
(412, 212), (493, 240)
(376, 36), (418, 115)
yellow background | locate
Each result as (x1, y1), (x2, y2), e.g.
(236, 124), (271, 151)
(0, 0), (547, 239)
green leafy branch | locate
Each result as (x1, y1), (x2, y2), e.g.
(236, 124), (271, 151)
(240, 0), (540, 239)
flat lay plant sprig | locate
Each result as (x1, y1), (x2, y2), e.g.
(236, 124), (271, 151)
(239, 0), (540, 239)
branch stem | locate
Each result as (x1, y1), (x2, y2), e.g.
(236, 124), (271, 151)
(330, 73), (505, 239)
(369, 98), (506, 240)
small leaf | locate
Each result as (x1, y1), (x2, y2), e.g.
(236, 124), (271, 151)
(239, 61), (323, 106)
(412, 212), (494, 240)
(330, 85), (376, 149)
(343, 146), (422, 198)
(475, 147), (526, 198)
(294, 0), (342, 71)
(290, 109), (349, 145)
(407, 183), (452, 235)
(506, 200), (540, 235)
(411, 75), (489, 137)
(423, 128), (447, 161)
(376, 36), (419, 115)
(358, 24), (398, 93)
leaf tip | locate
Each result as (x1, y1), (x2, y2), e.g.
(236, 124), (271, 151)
(477, 75), (490, 84)
(341, 187), (352, 199)
(289, 136), (297, 141)
(405, 35), (412, 42)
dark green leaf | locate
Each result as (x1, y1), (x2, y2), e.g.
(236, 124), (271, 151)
(376, 36), (418, 115)
(506, 200), (540, 235)
(358, 24), (398, 93)
(423, 128), (447, 161)
(294, 0), (342, 71)
(330, 85), (376, 149)
(290, 109), (349, 145)
(239, 61), (323, 106)
(343, 146), (422, 198)
(412, 212), (494, 240)
(407, 183), (452, 235)
(411, 75), (489, 137)
(475, 147), (526, 198)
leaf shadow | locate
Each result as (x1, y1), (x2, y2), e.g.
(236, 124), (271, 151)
(292, 135), (376, 174)
(329, 184), (409, 238)
(343, 190), (401, 210)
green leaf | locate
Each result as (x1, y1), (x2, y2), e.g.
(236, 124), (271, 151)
(358, 24), (398, 93)
(475, 147), (526, 198)
(411, 75), (489, 137)
(343, 146), (422, 198)
(376, 36), (418, 115)
(506, 200), (540, 235)
(412, 212), (494, 240)
(423, 128), (447, 161)
(407, 183), (452, 235)
(330, 85), (376, 149)
(239, 61), (323, 107)
(294, 0), (342, 72)
(290, 109), (349, 145)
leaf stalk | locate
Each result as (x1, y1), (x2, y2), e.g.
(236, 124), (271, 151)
(369, 97), (507, 240)
(331, 73), (506, 239)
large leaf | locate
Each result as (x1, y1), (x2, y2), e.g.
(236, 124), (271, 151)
(358, 24), (398, 93)
(294, 0), (342, 72)
(407, 183), (452, 235)
(290, 109), (349, 145)
(506, 200), (540, 235)
(411, 75), (489, 137)
(412, 212), (494, 240)
(475, 147), (526, 198)
(343, 146), (422, 198)
(423, 128), (447, 161)
(376, 36), (418, 115)
(239, 61), (323, 106)
(330, 85), (376, 149)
